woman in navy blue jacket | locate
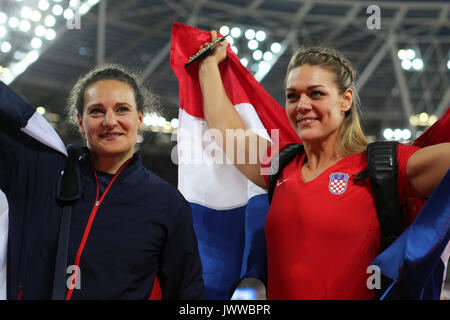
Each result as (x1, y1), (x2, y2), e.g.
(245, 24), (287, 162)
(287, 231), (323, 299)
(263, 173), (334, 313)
(0, 65), (204, 299)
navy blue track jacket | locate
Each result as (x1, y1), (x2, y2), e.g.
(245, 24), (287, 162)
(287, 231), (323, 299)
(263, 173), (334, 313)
(0, 81), (205, 299)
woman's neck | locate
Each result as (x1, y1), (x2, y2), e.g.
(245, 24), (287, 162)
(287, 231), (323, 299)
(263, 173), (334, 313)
(88, 150), (134, 174)
(302, 137), (344, 172)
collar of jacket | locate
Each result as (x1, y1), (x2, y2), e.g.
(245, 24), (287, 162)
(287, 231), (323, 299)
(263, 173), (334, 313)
(78, 147), (146, 186)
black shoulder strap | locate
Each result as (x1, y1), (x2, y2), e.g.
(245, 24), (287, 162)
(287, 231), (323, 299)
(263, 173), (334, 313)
(52, 144), (81, 300)
(268, 143), (304, 203)
(366, 141), (402, 248)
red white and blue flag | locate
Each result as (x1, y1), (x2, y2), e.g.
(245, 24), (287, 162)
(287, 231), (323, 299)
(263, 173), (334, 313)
(170, 21), (298, 299)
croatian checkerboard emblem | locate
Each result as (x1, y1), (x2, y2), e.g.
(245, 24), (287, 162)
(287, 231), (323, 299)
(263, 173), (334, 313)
(329, 172), (350, 195)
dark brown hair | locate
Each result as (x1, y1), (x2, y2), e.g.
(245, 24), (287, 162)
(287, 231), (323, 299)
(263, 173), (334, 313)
(67, 63), (158, 129)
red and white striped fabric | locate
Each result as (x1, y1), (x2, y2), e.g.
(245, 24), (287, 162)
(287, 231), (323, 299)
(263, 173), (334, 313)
(170, 21), (299, 298)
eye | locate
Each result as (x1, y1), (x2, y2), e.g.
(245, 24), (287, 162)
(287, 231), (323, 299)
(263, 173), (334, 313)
(117, 106), (130, 113)
(88, 107), (103, 115)
(286, 93), (298, 101)
(311, 91), (325, 97)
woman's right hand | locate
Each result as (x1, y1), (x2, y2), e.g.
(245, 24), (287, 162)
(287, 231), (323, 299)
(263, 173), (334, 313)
(199, 30), (228, 67)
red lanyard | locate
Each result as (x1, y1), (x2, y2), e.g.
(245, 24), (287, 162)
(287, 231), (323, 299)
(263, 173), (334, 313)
(65, 159), (131, 300)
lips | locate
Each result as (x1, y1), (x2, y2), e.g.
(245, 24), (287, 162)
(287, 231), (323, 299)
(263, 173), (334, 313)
(297, 117), (319, 126)
(99, 132), (124, 139)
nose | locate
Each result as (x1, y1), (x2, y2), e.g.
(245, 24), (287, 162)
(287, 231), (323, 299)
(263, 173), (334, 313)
(296, 94), (311, 113)
(103, 110), (117, 128)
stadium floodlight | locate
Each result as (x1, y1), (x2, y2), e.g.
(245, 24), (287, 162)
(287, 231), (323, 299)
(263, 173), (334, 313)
(401, 59), (412, 70)
(52, 5), (64, 16)
(252, 50), (262, 61)
(38, 0), (50, 11)
(20, 6), (33, 20)
(170, 118), (179, 129)
(255, 30), (266, 42)
(248, 39), (258, 50)
(393, 129), (403, 140)
(271, 42), (281, 53)
(405, 49), (415, 60)
(412, 58), (423, 71)
(63, 8), (74, 20)
(44, 15), (56, 27)
(401, 129), (411, 140)
(230, 27), (241, 38)
(245, 29), (255, 40)
(219, 25), (229, 36)
(263, 51), (273, 62)
(0, 41), (12, 53)
(383, 128), (393, 140)
(30, 37), (42, 49)
(0, 12), (8, 24)
(45, 28), (56, 40)
(398, 48), (423, 72)
(70, 0), (81, 7)
(8, 17), (20, 29)
(34, 25), (46, 37)
(0, 0), (100, 85)
(397, 49), (407, 60)
(30, 10), (42, 22)
(19, 20), (31, 32)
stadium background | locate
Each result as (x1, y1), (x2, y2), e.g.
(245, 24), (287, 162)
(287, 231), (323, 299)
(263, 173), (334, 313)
(0, 0), (448, 299)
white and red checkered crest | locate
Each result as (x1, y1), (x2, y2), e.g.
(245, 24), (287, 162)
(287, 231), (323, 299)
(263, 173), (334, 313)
(328, 172), (350, 195)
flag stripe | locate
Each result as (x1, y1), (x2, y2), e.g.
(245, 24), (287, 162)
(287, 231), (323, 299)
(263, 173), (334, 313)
(178, 104), (268, 210)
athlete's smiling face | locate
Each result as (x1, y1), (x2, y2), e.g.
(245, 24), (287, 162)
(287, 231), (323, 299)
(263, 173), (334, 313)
(77, 79), (143, 160)
(285, 64), (352, 144)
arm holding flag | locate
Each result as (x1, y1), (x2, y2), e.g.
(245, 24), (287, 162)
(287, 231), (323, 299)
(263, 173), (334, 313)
(198, 31), (270, 189)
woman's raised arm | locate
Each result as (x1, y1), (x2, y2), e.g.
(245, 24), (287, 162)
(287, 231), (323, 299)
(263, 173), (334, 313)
(198, 31), (270, 188)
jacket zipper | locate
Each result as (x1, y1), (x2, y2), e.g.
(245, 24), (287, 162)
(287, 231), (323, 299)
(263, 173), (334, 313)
(17, 285), (23, 300)
(65, 159), (131, 300)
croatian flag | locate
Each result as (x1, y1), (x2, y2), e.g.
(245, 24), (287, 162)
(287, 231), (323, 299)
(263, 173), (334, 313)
(170, 22), (298, 299)
(372, 107), (450, 300)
